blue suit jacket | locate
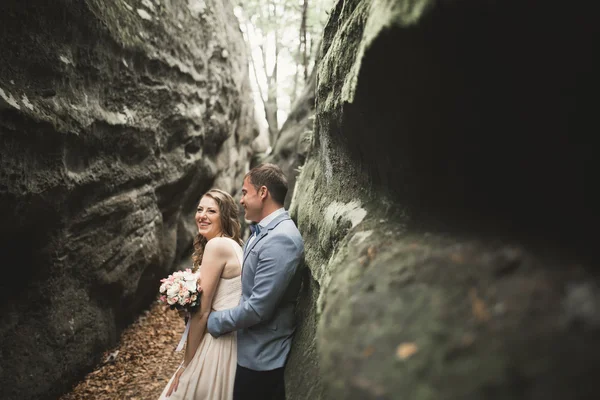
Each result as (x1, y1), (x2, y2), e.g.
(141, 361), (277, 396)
(207, 211), (304, 371)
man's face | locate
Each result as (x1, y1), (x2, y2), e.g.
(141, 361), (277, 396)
(240, 177), (263, 222)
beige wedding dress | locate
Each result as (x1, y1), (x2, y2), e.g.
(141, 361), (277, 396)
(159, 239), (243, 400)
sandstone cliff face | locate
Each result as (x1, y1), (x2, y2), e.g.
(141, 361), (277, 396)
(0, 0), (254, 398)
(288, 1), (599, 399)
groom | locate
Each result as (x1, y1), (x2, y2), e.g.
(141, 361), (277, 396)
(207, 163), (304, 400)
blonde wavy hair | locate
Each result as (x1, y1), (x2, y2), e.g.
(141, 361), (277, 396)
(191, 189), (242, 272)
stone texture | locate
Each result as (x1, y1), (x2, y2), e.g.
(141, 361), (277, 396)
(288, 0), (600, 399)
(0, 0), (254, 399)
(265, 69), (316, 208)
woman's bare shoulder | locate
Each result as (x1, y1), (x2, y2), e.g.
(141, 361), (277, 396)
(204, 236), (238, 255)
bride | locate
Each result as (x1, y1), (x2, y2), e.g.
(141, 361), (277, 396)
(159, 189), (243, 399)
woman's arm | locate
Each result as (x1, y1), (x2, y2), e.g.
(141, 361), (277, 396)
(182, 237), (229, 366)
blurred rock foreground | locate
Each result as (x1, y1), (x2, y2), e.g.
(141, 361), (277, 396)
(285, 0), (600, 399)
(0, 0), (255, 398)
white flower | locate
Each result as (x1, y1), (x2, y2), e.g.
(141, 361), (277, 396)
(159, 283), (167, 293)
(184, 279), (197, 292)
(183, 270), (195, 280)
(167, 296), (177, 305)
(167, 284), (179, 297)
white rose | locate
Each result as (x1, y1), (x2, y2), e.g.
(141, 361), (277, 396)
(167, 296), (177, 305)
(183, 271), (196, 281)
(185, 279), (197, 292)
(159, 283), (167, 293)
(167, 284), (179, 297)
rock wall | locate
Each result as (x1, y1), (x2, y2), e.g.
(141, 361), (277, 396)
(265, 69), (316, 208)
(288, 0), (599, 399)
(0, 0), (254, 399)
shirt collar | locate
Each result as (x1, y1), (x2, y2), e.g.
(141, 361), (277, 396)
(258, 207), (286, 229)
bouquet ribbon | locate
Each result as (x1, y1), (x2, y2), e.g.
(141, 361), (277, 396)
(175, 315), (191, 352)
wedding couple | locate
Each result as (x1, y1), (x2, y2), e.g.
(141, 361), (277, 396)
(159, 163), (304, 400)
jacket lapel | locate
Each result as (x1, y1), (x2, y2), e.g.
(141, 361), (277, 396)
(242, 211), (290, 266)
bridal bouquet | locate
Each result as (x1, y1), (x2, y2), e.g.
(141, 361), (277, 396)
(158, 268), (202, 312)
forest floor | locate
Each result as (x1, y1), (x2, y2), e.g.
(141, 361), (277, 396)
(59, 300), (185, 400)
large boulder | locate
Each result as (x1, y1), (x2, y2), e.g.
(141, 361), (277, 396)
(288, 0), (599, 399)
(0, 0), (254, 399)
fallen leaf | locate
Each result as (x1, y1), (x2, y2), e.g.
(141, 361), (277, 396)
(396, 342), (418, 360)
(103, 350), (119, 364)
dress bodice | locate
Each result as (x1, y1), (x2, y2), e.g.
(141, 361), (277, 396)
(212, 277), (242, 310)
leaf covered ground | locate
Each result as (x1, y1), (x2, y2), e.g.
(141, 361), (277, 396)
(60, 300), (185, 400)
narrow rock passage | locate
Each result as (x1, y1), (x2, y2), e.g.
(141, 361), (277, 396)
(60, 300), (185, 400)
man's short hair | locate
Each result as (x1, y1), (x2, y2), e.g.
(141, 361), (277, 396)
(245, 163), (288, 206)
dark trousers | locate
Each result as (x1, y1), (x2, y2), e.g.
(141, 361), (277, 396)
(233, 364), (286, 400)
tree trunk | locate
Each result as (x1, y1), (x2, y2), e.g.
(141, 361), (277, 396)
(301, 0), (309, 81)
(263, 1), (280, 146)
(291, 0), (308, 107)
(265, 72), (279, 145)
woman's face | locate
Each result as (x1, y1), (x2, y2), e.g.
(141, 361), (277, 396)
(195, 196), (223, 240)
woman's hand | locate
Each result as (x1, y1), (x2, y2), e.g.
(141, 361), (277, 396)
(165, 366), (185, 397)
